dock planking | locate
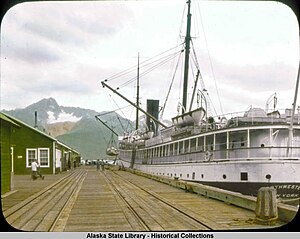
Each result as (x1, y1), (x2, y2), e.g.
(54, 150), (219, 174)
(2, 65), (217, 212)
(2, 167), (288, 231)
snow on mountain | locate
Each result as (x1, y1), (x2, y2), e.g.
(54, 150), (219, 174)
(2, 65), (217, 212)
(2, 97), (134, 159)
(47, 110), (82, 124)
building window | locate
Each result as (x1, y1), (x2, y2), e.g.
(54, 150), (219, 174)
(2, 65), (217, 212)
(26, 149), (37, 167)
(26, 148), (50, 168)
(38, 148), (50, 167)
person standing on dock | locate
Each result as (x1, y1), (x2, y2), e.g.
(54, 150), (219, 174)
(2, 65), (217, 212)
(100, 160), (105, 171)
(96, 159), (100, 171)
(31, 159), (44, 180)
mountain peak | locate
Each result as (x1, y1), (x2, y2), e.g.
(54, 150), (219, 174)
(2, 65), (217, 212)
(25, 97), (59, 111)
(3, 97), (133, 159)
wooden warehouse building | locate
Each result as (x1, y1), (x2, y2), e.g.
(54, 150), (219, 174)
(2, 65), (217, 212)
(1, 112), (81, 195)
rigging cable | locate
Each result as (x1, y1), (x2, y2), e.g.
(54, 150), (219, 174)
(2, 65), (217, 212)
(161, 48), (184, 118)
(117, 49), (183, 89)
(105, 44), (183, 82)
(197, 1), (224, 116)
(97, 104), (132, 117)
(106, 92), (133, 132)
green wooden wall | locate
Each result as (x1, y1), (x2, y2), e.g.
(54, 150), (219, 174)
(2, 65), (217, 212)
(1, 120), (12, 195)
(10, 123), (54, 175)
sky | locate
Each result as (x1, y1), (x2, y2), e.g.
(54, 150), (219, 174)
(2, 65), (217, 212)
(1, 0), (299, 122)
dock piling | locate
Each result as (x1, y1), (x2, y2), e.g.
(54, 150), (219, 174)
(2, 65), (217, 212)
(255, 187), (278, 224)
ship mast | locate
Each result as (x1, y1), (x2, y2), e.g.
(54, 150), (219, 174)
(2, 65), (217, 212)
(182, 0), (192, 114)
(136, 53), (140, 130)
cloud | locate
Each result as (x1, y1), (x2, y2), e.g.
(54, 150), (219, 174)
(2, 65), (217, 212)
(9, 2), (133, 46)
(211, 61), (298, 92)
(1, 1), (134, 66)
(2, 39), (61, 64)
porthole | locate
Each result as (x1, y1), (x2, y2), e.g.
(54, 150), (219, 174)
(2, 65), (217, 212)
(223, 174), (227, 179)
(201, 174), (204, 178)
(266, 174), (271, 180)
(187, 174), (189, 178)
(261, 144), (265, 148)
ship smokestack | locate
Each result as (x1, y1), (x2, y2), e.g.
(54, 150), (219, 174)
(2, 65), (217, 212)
(34, 111), (38, 128)
(146, 99), (159, 134)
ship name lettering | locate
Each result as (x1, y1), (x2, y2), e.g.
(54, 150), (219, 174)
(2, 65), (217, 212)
(273, 185), (300, 190)
(279, 193), (299, 198)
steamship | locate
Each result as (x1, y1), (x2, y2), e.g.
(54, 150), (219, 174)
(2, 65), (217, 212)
(101, 0), (300, 200)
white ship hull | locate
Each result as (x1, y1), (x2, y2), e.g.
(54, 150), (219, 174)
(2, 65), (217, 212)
(117, 123), (300, 200)
(117, 157), (300, 199)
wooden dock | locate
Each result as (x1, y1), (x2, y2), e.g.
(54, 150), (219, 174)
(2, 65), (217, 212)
(1, 166), (296, 231)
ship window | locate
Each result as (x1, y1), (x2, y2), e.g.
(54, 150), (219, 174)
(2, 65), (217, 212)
(231, 140), (236, 149)
(180, 173), (182, 177)
(241, 137), (245, 147)
(191, 138), (196, 152)
(179, 141), (184, 154)
(266, 174), (271, 180)
(185, 140), (189, 153)
(261, 144), (265, 148)
(197, 137), (204, 152)
(201, 174), (204, 178)
(223, 174), (227, 179)
(187, 174), (189, 178)
(174, 143), (179, 155)
(192, 172), (195, 179)
(240, 172), (248, 181)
